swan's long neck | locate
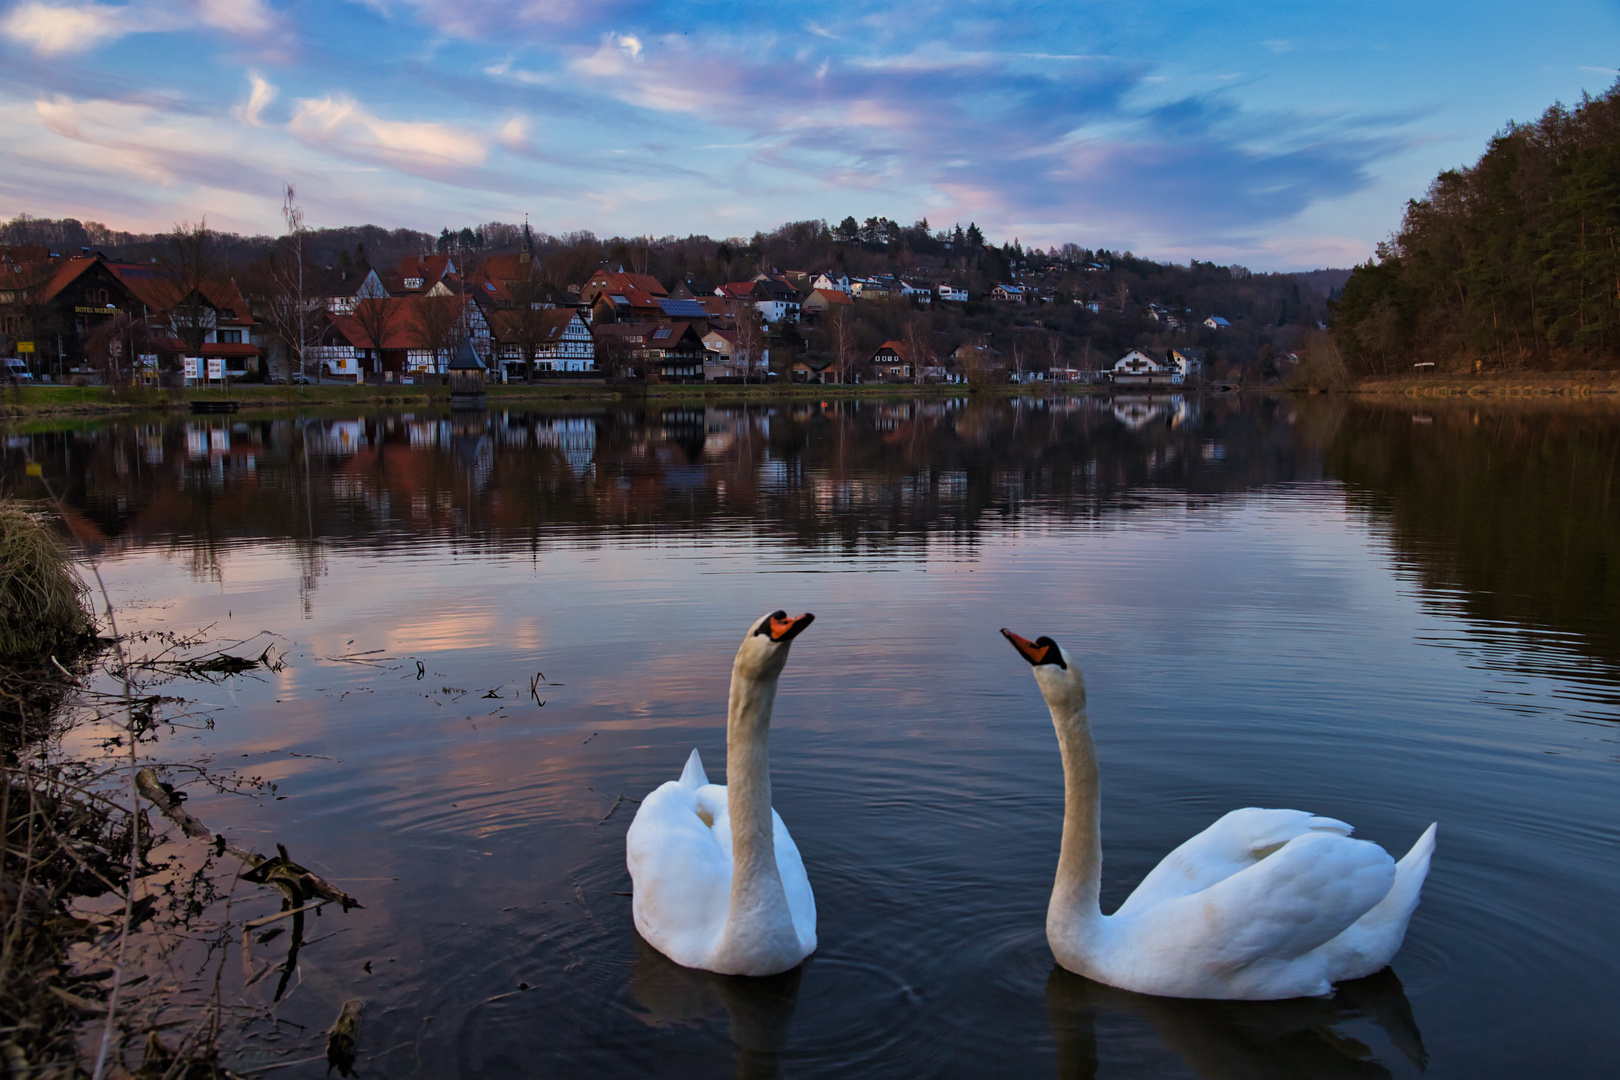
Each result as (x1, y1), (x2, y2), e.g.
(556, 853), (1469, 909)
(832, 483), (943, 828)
(719, 659), (797, 957)
(1049, 696), (1105, 944)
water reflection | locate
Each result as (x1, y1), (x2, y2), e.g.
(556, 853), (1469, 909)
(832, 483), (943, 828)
(629, 933), (801, 1080)
(1046, 966), (1427, 1079)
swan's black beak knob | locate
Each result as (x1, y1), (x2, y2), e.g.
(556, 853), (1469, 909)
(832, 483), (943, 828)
(1002, 629), (1066, 668)
(759, 611), (815, 643)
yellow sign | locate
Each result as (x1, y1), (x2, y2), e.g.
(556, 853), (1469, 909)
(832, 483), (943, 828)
(16, 341), (33, 353)
(25, 464), (42, 477)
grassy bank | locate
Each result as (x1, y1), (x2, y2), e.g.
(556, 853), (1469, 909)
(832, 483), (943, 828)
(1351, 371), (1620, 397)
(2, 379), (1108, 418)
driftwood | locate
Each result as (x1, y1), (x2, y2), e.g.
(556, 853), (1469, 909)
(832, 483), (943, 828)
(135, 767), (362, 911)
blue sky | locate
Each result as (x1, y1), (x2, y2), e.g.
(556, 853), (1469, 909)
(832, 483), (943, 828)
(1, 1), (1616, 270)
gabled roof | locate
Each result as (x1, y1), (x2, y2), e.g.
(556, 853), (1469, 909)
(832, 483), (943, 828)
(394, 255), (456, 293)
(805, 288), (852, 306)
(313, 266), (383, 299)
(474, 253), (534, 286)
(487, 306), (582, 344)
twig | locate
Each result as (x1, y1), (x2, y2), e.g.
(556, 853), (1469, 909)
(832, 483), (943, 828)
(243, 901), (330, 931)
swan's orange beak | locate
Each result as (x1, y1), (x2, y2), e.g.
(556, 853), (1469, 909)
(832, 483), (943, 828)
(766, 612), (815, 642)
(1002, 629), (1052, 666)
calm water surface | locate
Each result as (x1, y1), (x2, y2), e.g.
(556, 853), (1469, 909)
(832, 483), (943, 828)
(6, 394), (1618, 1078)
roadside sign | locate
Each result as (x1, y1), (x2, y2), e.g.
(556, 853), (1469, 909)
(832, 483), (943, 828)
(207, 358), (223, 380)
(16, 341), (34, 353)
(183, 357), (200, 379)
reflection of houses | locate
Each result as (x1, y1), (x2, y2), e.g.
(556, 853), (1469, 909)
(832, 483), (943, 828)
(533, 417), (597, 475)
(1112, 394), (1194, 431)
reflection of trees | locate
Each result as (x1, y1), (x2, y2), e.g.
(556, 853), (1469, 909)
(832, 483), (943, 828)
(4, 397), (1319, 575)
(1317, 398), (1620, 685)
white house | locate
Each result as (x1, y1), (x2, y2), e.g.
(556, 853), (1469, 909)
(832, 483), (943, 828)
(811, 272), (851, 294)
(1203, 315), (1231, 330)
(1112, 348), (1178, 386)
(938, 284), (969, 302)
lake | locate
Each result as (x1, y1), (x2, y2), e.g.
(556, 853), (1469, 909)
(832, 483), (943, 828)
(6, 393), (1617, 1078)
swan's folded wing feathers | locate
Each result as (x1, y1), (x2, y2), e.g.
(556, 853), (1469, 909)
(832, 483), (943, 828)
(626, 780), (732, 956)
(1140, 831), (1396, 972)
(1118, 808), (1352, 916)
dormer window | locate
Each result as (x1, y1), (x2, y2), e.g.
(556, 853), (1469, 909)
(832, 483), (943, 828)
(404, 277), (424, 289)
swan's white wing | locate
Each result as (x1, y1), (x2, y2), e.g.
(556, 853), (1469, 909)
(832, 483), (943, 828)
(770, 809), (818, 953)
(626, 779), (731, 966)
(1129, 831), (1395, 979)
(1115, 808), (1354, 917)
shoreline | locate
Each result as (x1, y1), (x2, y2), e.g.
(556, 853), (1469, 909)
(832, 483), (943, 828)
(0, 380), (1113, 418)
(1348, 371), (1620, 397)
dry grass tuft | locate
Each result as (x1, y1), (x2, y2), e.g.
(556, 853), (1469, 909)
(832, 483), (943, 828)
(0, 499), (93, 661)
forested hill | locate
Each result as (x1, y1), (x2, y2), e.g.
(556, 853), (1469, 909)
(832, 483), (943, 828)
(1334, 79), (1620, 375)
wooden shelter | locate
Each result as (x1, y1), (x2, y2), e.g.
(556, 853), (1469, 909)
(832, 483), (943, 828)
(448, 338), (487, 407)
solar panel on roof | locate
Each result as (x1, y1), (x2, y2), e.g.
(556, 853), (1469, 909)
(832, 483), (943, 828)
(653, 328), (672, 339)
(656, 298), (708, 317)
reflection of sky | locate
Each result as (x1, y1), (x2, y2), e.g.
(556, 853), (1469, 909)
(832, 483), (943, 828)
(74, 477), (1620, 1076)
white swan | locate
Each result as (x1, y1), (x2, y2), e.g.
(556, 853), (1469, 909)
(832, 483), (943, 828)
(625, 611), (818, 977)
(1003, 629), (1437, 1000)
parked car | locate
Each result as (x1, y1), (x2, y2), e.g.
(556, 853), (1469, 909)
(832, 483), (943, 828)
(4, 358), (33, 383)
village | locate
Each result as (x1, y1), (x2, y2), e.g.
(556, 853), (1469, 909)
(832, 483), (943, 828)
(0, 218), (1324, 392)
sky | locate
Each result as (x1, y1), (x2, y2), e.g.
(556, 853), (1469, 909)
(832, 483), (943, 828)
(1, 1), (1617, 271)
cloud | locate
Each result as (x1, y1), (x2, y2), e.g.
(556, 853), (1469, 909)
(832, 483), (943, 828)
(2, 2), (127, 55)
(289, 94), (488, 170)
(195, 0), (274, 34)
(233, 71), (278, 125)
(1, 0), (283, 57)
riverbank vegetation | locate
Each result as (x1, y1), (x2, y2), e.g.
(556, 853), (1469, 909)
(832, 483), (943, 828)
(1334, 77), (1620, 376)
(0, 500), (367, 1076)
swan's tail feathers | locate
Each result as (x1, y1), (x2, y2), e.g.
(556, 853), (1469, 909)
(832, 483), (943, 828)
(679, 749), (709, 790)
(1354, 823), (1438, 941)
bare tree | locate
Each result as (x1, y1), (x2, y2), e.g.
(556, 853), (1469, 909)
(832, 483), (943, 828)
(349, 296), (399, 378)
(162, 218), (222, 369)
(248, 239), (321, 382)
(904, 314), (932, 385)
(408, 294), (464, 376)
(82, 312), (152, 391)
(828, 305), (858, 384)
(503, 268), (553, 383)
(1115, 282), (1130, 315)
(731, 300), (765, 380)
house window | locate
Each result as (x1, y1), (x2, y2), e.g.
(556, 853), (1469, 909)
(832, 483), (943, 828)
(218, 329), (243, 344)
